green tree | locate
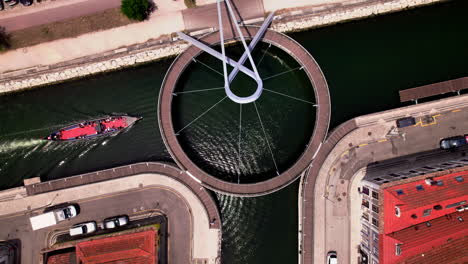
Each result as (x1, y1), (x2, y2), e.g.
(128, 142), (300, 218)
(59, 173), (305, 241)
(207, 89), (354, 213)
(0, 27), (10, 52)
(184, 0), (196, 8)
(121, 0), (150, 21)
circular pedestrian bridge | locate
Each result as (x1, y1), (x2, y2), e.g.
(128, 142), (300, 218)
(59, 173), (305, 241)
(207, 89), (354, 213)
(158, 26), (330, 196)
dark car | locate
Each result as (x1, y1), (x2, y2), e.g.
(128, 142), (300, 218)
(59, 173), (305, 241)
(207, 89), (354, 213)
(20, 0), (32, 6)
(0, 0), (4, 11)
(4, 0), (18, 6)
(440, 136), (467, 150)
(396, 117), (416, 128)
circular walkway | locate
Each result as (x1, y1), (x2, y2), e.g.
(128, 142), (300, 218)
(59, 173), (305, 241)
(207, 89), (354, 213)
(158, 26), (330, 196)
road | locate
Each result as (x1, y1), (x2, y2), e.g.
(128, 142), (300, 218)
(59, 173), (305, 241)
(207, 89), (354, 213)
(300, 94), (468, 264)
(0, 186), (194, 263)
(0, 0), (121, 32)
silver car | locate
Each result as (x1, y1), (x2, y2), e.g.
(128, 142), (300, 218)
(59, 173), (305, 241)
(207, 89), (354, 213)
(104, 215), (129, 229)
(69, 221), (97, 236)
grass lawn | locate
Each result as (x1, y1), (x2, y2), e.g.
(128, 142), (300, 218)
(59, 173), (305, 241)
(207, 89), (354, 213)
(8, 8), (135, 50)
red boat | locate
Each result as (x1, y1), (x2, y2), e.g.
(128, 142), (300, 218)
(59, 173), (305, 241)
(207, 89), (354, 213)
(45, 115), (142, 141)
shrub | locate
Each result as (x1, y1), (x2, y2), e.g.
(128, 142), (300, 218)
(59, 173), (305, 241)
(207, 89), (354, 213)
(184, 0), (196, 8)
(0, 27), (10, 52)
(121, 0), (150, 21)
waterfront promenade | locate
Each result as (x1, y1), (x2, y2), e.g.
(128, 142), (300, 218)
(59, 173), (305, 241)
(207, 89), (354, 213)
(300, 93), (468, 263)
(0, 162), (221, 264)
(0, 0), (445, 93)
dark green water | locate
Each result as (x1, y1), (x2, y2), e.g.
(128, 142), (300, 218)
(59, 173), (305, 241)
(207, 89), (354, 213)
(173, 43), (315, 183)
(1, 1), (468, 263)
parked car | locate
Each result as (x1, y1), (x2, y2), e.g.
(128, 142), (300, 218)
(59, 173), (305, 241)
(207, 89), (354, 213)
(4, 0), (18, 7)
(104, 215), (129, 229)
(327, 251), (337, 264)
(69, 221), (97, 236)
(396, 117), (416, 128)
(20, 0), (32, 6)
(440, 136), (467, 150)
(0, 0), (4, 11)
(0, 242), (16, 264)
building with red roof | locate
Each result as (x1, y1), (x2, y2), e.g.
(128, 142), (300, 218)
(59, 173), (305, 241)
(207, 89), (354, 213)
(358, 149), (468, 264)
(76, 230), (156, 264)
(45, 230), (158, 264)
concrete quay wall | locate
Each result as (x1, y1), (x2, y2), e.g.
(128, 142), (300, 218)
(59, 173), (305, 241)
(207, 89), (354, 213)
(0, 0), (446, 94)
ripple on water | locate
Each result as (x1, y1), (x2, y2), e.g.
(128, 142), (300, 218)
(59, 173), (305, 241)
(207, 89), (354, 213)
(173, 43), (316, 183)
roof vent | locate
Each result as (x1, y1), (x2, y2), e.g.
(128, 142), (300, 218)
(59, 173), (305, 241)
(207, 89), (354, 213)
(425, 177), (435, 186)
(395, 206), (401, 217)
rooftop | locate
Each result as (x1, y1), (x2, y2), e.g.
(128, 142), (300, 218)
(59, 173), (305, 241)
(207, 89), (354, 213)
(381, 211), (468, 264)
(403, 235), (468, 264)
(384, 170), (467, 212)
(76, 230), (157, 264)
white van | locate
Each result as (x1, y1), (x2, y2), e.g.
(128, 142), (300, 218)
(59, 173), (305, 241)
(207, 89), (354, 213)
(327, 251), (337, 264)
(69, 221), (97, 236)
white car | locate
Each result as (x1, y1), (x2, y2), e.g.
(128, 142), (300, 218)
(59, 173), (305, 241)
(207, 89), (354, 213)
(104, 215), (129, 229)
(327, 251), (337, 264)
(69, 221), (97, 236)
(55, 205), (78, 221)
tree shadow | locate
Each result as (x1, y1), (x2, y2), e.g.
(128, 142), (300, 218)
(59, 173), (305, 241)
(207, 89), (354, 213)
(0, 26), (11, 51)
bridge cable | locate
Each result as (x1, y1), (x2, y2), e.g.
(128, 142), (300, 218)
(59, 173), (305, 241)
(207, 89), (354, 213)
(257, 43), (272, 67)
(264, 88), (317, 105)
(176, 96), (227, 135)
(173, 87), (224, 95)
(262, 66), (302, 81)
(237, 104), (242, 184)
(194, 59), (224, 77)
(254, 102), (279, 175)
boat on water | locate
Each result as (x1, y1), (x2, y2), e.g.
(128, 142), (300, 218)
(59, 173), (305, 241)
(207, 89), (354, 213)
(45, 115), (142, 141)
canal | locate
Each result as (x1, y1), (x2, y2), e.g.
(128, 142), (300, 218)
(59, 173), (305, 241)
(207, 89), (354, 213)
(1, 0), (468, 263)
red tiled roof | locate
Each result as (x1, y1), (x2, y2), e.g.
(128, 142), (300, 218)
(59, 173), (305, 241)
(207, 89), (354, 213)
(380, 211), (468, 264)
(382, 170), (467, 233)
(46, 252), (75, 264)
(76, 230), (156, 264)
(385, 170), (467, 212)
(402, 236), (468, 264)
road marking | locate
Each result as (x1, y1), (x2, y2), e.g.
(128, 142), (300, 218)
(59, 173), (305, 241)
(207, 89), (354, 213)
(378, 139), (387, 143)
(452, 109), (461, 112)
(358, 143), (368, 147)
(340, 150), (349, 158)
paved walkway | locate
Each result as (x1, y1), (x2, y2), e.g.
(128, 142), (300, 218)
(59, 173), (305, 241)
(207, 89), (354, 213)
(0, 162), (221, 264)
(0, 0), (122, 31)
(300, 93), (468, 264)
(0, 0), (185, 72)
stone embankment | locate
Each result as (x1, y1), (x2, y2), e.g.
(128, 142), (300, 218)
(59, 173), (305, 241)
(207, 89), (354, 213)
(0, 0), (445, 94)
(0, 42), (189, 94)
(271, 0), (445, 33)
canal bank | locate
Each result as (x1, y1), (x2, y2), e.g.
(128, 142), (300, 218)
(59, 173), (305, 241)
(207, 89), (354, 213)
(0, 0), (447, 94)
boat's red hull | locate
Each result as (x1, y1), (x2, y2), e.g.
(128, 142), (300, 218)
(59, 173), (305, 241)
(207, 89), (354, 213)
(45, 116), (141, 141)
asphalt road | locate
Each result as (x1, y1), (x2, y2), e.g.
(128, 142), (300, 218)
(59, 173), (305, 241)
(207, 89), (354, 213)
(0, 0), (121, 32)
(0, 186), (193, 263)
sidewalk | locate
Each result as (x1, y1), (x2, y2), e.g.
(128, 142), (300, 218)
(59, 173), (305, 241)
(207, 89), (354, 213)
(0, 0), (122, 31)
(310, 93), (468, 263)
(0, 0), (443, 75)
(0, 1), (185, 72)
(0, 172), (220, 263)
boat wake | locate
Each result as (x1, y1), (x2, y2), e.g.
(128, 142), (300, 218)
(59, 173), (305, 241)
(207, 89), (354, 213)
(0, 139), (44, 154)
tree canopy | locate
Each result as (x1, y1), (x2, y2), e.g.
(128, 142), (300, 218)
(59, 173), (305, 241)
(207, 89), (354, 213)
(121, 0), (150, 21)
